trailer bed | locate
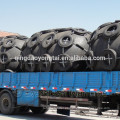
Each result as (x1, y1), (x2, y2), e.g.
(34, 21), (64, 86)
(0, 71), (120, 95)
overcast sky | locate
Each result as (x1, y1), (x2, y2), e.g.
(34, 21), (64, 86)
(0, 0), (119, 37)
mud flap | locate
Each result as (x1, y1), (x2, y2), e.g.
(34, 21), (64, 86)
(57, 104), (70, 116)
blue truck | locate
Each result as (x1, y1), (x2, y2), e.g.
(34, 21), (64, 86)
(0, 71), (120, 116)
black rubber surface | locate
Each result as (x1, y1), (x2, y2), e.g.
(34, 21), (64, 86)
(22, 28), (91, 72)
(89, 20), (120, 71)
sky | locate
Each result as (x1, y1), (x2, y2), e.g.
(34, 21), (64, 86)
(0, 0), (120, 37)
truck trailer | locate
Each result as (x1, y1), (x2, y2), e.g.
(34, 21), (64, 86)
(0, 71), (120, 116)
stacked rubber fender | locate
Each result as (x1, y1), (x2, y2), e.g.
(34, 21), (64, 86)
(22, 28), (91, 72)
(0, 35), (28, 72)
(88, 20), (120, 71)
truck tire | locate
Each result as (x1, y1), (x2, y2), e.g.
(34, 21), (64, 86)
(4, 69), (14, 73)
(3, 38), (15, 48)
(98, 22), (112, 29)
(72, 28), (87, 34)
(0, 93), (16, 115)
(58, 35), (73, 48)
(41, 34), (55, 48)
(27, 34), (39, 48)
(30, 107), (48, 114)
(17, 35), (28, 40)
(54, 28), (71, 33)
(103, 23), (120, 38)
(5, 35), (17, 39)
(41, 29), (53, 34)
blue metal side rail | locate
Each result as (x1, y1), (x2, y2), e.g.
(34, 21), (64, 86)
(0, 71), (120, 95)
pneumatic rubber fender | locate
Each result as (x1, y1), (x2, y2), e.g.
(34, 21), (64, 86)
(89, 20), (120, 71)
(23, 28), (91, 72)
(41, 33), (56, 49)
(103, 23), (120, 39)
(27, 33), (40, 48)
(102, 49), (117, 70)
(0, 35), (28, 72)
(37, 54), (52, 72)
(24, 54), (36, 72)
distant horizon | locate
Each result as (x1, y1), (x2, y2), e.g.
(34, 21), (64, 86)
(0, 0), (119, 37)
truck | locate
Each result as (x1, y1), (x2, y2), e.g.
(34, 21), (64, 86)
(0, 71), (120, 116)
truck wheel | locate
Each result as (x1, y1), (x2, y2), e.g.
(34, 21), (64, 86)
(30, 107), (48, 114)
(0, 93), (16, 115)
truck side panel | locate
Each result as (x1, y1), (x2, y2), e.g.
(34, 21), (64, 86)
(0, 72), (120, 95)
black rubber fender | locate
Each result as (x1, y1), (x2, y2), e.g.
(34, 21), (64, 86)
(98, 22), (112, 29)
(22, 47), (31, 57)
(3, 38), (15, 48)
(85, 50), (95, 69)
(24, 54), (36, 72)
(17, 35), (28, 40)
(72, 28), (88, 34)
(0, 64), (5, 72)
(4, 69), (14, 73)
(102, 49), (117, 70)
(54, 54), (73, 71)
(88, 31), (98, 45)
(58, 34), (73, 48)
(41, 33), (55, 48)
(115, 20), (120, 23)
(14, 39), (26, 50)
(0, 52), (10, 64)
(54, 28), (72, 33)
(103, 23), (120, 38)
(27, 33), (39, 48)
(38, 54), (52, 72)
(40, 29), (54, 34)
(5, 35), (17, 39)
